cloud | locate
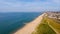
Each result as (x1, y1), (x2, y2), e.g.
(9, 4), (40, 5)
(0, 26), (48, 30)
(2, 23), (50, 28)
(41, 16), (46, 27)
(0, 0), (60, 12)
(52, 0), (60, 3)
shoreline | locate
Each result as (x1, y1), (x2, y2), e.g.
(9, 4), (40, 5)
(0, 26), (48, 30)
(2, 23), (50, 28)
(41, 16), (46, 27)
(14, 13), (45, 34)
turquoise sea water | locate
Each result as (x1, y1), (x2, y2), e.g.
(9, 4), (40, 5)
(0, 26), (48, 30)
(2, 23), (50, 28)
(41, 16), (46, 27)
(0, 12), (42, 34)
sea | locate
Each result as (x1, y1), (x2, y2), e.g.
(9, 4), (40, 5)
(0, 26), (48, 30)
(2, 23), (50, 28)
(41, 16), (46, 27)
(0, 12), (43, 34)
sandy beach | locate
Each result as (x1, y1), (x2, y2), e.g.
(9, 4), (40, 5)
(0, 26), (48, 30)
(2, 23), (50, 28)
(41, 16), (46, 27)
(14, 13), (45, 34)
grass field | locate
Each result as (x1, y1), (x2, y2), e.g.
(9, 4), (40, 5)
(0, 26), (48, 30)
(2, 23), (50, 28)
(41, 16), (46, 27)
(47, 17), (60, 33)
(32, 16), (60, 34)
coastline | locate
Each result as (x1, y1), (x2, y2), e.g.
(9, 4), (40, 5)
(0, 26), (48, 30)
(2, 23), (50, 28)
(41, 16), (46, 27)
(14, 13), (45, 34)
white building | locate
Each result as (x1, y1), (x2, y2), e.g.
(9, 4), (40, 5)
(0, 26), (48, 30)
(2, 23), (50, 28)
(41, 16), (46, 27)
(45, 12), (60, 20)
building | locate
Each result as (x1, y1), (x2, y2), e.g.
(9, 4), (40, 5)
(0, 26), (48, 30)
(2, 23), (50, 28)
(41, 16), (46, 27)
(45, 11), (60, 20)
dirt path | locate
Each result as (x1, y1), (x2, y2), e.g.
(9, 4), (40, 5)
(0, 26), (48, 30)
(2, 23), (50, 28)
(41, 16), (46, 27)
(14, 13), (45, 34)
(48, 22), (60, 34)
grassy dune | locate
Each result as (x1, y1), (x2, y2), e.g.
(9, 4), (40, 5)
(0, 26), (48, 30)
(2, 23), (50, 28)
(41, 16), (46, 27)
(47, 18), (60, 33)
(32, 17), (60, 34)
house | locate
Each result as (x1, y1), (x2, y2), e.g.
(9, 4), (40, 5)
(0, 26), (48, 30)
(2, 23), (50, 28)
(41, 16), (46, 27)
(45, 11), (60, 20)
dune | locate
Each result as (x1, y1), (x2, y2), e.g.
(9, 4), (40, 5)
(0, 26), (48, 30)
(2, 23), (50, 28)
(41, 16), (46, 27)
(14, 13), (45, 34)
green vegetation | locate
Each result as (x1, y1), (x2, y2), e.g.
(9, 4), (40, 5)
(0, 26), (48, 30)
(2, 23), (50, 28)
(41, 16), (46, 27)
(32, 16), (60, 34)
(47, 18), (60, 33)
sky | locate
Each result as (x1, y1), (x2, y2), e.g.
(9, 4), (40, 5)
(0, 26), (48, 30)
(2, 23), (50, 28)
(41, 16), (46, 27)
(0, 0), (60, 12)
